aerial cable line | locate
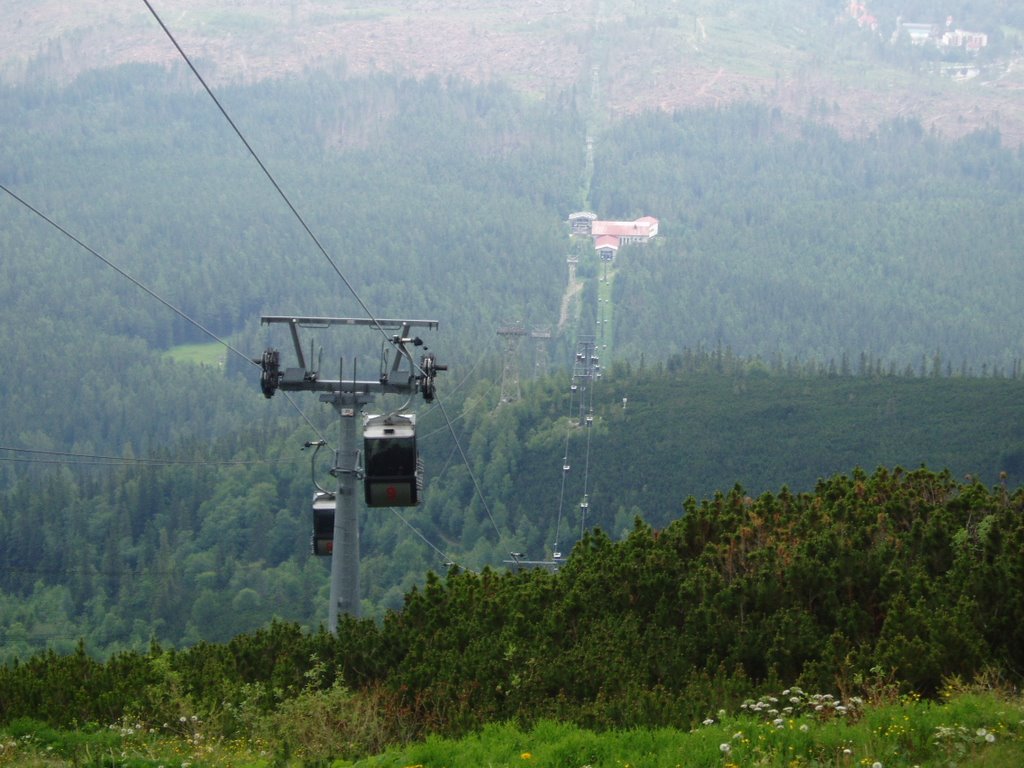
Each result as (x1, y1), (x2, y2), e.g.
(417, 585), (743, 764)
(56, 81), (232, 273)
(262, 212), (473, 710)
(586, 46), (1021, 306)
(1, 564), (187, 578)
(417, 340), (491, 423)
(432, 394), (520, 565)
(0, 182), (329, 446)
(0, 446), (297, 467)
(432, 442), (461, 483)
(0, 183), (249, 362)
(580, 405), (594, 538)
(0, 456), (140, 467)
(552, 378), (577, 556)
(579, 359), (598, 539)
(404, 340), (492, 439)
(418, 378), (498, 441)
(141, 0), (397, 351)
(389, 508), (466, 571)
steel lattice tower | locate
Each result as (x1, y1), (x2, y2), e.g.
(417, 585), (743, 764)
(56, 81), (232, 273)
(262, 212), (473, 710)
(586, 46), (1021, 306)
(497, 322), (528, 404)
(532, 325), (552, 377)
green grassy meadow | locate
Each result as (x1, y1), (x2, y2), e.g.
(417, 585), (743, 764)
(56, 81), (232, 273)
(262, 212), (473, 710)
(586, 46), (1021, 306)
(1, 687), (1020, 767)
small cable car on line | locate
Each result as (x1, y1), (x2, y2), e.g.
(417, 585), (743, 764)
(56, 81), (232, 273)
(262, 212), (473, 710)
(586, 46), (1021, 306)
(363, 413), (422, 507)
(311, 491), (336, 556)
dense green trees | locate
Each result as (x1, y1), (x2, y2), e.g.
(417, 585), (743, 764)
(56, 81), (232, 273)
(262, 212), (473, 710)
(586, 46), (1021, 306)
(595, 109), (1024, 369)
(3, 360), (1022, 658)
(3, 61), (1024, 660)
(1, 467), (1021, 742)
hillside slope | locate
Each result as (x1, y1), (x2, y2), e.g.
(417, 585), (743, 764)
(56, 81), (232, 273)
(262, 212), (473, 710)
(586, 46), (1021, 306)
(2, 466), (1022, 751)
(2, 0), (1023, 144)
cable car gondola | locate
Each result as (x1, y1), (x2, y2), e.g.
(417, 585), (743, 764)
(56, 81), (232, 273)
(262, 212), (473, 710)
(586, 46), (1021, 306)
(363, 413), (422, 507)
(311, 491), (336, 556)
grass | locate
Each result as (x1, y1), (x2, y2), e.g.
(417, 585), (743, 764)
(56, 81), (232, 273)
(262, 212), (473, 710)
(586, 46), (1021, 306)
(356, 689), (1024, 768)
(163, 341), (225, 368)
(0, 689), (1021, 767)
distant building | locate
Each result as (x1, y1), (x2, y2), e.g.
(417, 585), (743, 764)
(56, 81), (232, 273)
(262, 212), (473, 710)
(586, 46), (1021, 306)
(942, 28), (989, 52)
(894, 18), (988, 52)
(568, 211), (598, 235)
(591, 216), (659, 244)
(594, 234), (619, 261)
(568, 213), (659, 262)
(900, 22), (938, 45)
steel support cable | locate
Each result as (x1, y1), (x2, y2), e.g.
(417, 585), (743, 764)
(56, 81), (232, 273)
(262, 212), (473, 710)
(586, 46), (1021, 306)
(0, 445), (298, 467)
(0, 182), (329, 446)
(141, 0), (401, 353)
(579, 367), (597, 539)
(432, 442), (461, 483)
(552, 379), (577, 555)
(418, 378), (498, 441)
(432, 395), (519, 565)
(389, 507), (467, 572)
(414, 342), (492, 439)
(580, 412), (594, 539)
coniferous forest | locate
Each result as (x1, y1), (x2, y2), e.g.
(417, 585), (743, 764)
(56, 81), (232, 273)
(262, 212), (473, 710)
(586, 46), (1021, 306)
(2, 25), (1024, 761)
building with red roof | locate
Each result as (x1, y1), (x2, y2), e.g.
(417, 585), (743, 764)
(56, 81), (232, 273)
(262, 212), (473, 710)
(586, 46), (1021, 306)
(568, 212), (659, 261)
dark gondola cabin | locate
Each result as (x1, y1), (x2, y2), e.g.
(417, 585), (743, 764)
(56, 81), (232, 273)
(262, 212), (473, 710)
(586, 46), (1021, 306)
(363, 413), (420, 507)
(311, 491), (335, 556)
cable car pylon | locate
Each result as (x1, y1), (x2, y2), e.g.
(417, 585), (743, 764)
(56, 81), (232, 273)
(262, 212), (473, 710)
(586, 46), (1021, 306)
(257, 315), (444, 631)
(496, 321), (529, 405)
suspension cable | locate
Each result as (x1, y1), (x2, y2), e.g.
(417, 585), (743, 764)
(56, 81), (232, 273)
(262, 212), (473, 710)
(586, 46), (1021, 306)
(0, 182), (329, 446)
(141, 0), (400, 351)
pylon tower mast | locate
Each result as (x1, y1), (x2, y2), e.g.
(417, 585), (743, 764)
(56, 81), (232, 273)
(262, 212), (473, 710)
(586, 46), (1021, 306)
(571, 335), (600, 425)
(531, 325), (552, 377)
(257, 315), (443, 632)
(497, 321), (529, 405)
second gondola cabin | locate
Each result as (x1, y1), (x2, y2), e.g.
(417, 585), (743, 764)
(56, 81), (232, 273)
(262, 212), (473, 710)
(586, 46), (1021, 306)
(311, 491), (336, 556)
(363, 413), (422, 507)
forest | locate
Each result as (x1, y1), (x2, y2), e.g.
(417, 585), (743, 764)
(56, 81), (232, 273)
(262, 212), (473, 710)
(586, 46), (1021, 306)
(1, 359), (1023, 658)
(1, 57), (1024, 657)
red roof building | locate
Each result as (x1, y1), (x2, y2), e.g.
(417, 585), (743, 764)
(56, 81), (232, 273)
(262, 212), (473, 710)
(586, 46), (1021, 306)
(568, 212), (659, 260)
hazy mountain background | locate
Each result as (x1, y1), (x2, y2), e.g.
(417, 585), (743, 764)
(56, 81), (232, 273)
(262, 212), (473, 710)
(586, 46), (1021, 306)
(3, 0), (1024, 142)
(1, 0), (1023, 654)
